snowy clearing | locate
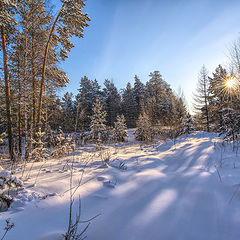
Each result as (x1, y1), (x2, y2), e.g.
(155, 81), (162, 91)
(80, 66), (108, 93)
(1, 131), (240, 240)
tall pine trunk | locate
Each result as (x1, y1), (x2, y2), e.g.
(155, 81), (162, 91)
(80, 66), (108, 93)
(29, 34), (36, 153)
(37, 7), (63, 130)
(23, 29), (29, 159)
(1, 25), (15, 162)
(203, 79), (210, 132)
(31, 34), (36, 134)
(17, 51), (22, 156)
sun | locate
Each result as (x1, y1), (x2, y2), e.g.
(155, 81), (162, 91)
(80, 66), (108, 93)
(221, 76), (239, 97)
(225, 77), (236, 88)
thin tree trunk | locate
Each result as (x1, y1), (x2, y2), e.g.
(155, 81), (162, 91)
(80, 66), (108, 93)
(17, 48), (22, 156)
(203, 77), (210, 132)
(204, 96), (210, 132)
(1, 25), (15, 162)
(31, 34), (36, 133)
(23, 28), (28, 159)
(29, 110), (33, 155)
(44, 84), (48, 131)
(37, 6), (64, 130)
(29, 34), (36, 153)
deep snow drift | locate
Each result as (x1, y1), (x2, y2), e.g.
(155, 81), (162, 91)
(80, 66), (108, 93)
(1, 131), (240, 240)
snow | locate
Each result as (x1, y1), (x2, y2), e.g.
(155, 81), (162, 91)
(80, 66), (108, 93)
(1, 131), (240, 239)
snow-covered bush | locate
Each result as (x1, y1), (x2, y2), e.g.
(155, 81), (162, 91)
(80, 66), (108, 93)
(113, 114), (128, 142)
(51, 129), (75, 158)
(62, 135), (76, 156)
(0, 168), (22, 211)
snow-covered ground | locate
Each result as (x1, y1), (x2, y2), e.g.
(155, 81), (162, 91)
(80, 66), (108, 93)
(1, 131), (240, 240)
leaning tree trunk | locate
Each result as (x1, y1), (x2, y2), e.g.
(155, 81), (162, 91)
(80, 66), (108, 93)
(37, 6), (64, 131)
(1, 25), (15, 162)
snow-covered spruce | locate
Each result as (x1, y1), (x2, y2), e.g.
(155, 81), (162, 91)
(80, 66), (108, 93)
(113, 114), (128, 142)
(218, 108), (240, 141)
(30, 131), (49, 161)
(0, 167), (22, 211)
(135, 111), (153, 143)
(90, 98), (108, 144)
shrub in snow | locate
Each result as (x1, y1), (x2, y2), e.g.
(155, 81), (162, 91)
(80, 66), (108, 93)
(113, 114), (128, 142)
(61, 135), (76, 156)
(1, 219), (14, 240)
(135, 112), (153, 143)
(0, 168), (22, 211)
(99, 149), (112, 166)
(51, 128), (75, 158)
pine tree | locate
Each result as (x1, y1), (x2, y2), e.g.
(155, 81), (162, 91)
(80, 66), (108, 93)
(37, 0), (90, 130)
(62, 92), (75, 132)
(135, 111), (153, 143)
(30, 130), (49, 161)
(90, 99), (107, 144)
(145, 71), (175, 125)
(76, 76), (101, 130)
(208, 65), (228, 130)
(113, 115), (128, 142)
(169, 94), (187, 138)
(193, 66), (210, 132)
(0, 0), (17, 162)
(102, 79), (121, 126)
(133, 75), (145, 119)
(183, 113), (193, 134)
(121, 82), (138, 128)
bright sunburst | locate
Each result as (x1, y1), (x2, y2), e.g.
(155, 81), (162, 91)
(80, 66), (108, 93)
(221, 76), (239, 98)
(225, 77), (236, 88)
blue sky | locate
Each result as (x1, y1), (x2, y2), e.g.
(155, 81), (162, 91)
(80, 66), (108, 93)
(59, 0), (240, 111)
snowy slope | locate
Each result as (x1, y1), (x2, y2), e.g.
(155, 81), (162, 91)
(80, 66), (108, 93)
(1, 132), (240, 240)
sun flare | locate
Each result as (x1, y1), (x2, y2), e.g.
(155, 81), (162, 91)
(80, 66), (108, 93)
(221, 76), (240, 98)
(225, 77), (236, 88)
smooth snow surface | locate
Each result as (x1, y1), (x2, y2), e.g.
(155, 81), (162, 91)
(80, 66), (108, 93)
(1, 132), (240, 240)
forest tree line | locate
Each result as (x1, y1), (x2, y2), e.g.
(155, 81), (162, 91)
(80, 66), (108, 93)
(193, 38), (240, 141)
(1, 0), (240, 163)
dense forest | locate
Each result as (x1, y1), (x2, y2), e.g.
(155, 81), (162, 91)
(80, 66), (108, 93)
(1, 0), (240, 163)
